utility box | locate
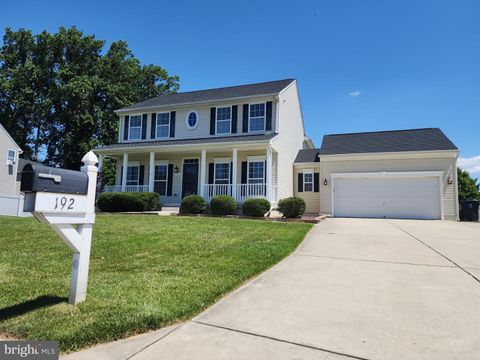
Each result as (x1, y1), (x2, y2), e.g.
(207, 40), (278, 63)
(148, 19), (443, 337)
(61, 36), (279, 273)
(459, 200), (479, 222)
(20, 163), (88, 195)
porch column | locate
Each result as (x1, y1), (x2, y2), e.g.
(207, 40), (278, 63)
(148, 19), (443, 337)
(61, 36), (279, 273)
(232, 148), (238, 201)
(266, 145), (273, 202)
(200, 149), (206, 197)
(122, 153), (128, 192)
(149, 152), (155, 192)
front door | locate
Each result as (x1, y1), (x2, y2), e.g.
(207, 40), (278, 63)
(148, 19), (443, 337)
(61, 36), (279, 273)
(182, 159), (199, 198)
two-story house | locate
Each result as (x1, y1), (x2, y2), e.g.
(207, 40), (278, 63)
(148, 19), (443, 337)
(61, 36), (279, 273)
(95, 79), (459, 220)
(95, 79), (311, 207)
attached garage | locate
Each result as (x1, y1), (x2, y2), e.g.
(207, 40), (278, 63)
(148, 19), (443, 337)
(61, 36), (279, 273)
(332, 172), (443, 220)
(294, 128), (459, 220)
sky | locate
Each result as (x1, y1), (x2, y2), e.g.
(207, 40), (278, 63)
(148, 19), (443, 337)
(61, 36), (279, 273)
(2, 0), (479, 175)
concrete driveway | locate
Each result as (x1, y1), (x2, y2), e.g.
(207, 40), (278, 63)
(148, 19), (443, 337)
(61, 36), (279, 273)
(65, 218), (480, 360)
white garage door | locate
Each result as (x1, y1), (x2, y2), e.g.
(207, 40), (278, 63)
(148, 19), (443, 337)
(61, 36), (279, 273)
(333, 174), (442, 220)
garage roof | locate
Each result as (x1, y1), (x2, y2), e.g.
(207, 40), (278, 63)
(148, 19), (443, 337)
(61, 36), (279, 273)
(294, 128), (457, 162)
(117, 79), (295, 112)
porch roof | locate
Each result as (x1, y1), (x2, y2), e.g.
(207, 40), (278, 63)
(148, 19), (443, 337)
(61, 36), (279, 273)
(95, 133), (277, 153)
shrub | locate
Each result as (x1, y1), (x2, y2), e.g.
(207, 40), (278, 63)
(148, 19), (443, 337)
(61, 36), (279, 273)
(180, 195), (207, 214)
(97, 192), (161, 212)
(242, 198), (271, 217)
(210, 195), (237, 216)
(277, 197), (306, 218)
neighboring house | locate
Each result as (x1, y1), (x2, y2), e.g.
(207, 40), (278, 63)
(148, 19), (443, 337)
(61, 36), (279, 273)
(0, 123), (24, 216)
(95, 79), (310, 207)
(294, 128), (459, 220)
(95, 79), (459, 220)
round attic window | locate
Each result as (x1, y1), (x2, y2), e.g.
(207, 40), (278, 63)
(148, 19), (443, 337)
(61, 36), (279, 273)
(185, 111), (199, 129)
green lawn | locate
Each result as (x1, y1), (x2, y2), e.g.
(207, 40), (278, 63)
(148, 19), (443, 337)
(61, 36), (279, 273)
(0, 214), (311, 352)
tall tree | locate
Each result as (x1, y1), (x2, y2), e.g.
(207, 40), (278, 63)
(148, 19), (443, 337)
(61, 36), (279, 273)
(0, 27), (179, 169)
(457, 168), (480, 201)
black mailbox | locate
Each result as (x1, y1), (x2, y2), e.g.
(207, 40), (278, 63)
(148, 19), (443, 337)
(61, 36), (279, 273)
(20, 163), (88, 195)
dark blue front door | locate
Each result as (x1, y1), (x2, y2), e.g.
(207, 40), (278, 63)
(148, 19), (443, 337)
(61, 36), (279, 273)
(182, 160), (199, 198)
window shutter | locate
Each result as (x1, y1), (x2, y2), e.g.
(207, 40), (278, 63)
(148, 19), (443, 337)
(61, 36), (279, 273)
(120, 166), (123, 184)
(123, 115), (129, 140)
(298, 173), (303, 192)
(142, 114), (148, 139)
(139, 165), (145, 185)
(167, 164), (173, 196)
(208, 163), (214, 184)
(242, 104), (249, 133)
(314, 173), (320, 192)
(210, 108), (216, 135)
(170, 111), (176, 138)
(264, 161), (267, 183)
(150, 113), (156, 139)
(231, 105), (238, 134)
(266, 101), (272, 131)
(241, 162), (247, 184)
(230, 162), (233, 184)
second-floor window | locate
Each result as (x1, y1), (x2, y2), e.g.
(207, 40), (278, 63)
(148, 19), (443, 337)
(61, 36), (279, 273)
(249, 103), (265, 132)
(216, 107), (231, 134)
(129, 115), (142, 140)
(7, 149), (15, 163)
(156, 112), (170, 138)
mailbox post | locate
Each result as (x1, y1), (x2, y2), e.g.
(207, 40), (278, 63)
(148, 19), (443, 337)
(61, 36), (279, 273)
(20, 151), (98, 305)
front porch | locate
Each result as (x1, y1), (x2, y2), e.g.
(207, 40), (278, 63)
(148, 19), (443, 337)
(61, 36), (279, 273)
(98, 145), (277, 206)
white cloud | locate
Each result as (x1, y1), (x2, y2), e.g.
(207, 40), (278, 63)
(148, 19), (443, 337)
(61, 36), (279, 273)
(458, 155), (480, 176)
(348, 91), (361, 97)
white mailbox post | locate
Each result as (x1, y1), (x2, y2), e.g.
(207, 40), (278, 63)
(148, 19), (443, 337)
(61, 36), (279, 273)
(21, 151), (98, 305)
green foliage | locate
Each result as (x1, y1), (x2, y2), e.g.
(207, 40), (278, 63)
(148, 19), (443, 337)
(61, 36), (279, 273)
(97, 192), (161, 212)
(0, 215), (312, 352)
(278, 197), (306, 218)
(100, 158), (117, 186)
(210, 195), (237, 215)
(180, 195), (206, 214)
(0, 27), (179, 169)
(458, 168), (480, 200)
(242, 198), (271, 217)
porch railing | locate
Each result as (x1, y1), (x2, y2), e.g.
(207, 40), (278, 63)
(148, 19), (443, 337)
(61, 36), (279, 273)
(204, 184), (271, 203)
(102, 185), (151, 193)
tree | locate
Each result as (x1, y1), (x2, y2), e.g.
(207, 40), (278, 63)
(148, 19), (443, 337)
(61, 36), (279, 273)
(457, 168), (480, 201)
(0, 27), (179, 169)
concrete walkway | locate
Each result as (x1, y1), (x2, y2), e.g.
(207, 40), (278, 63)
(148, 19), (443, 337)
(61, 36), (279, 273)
(63, 218), (480, 360)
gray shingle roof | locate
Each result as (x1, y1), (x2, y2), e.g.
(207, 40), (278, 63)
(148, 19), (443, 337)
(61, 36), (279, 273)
(95, 133), (277, 151)
(118, 79), (295, 111)
(294, 149), (320, 163)
(318, 128), (457, 155)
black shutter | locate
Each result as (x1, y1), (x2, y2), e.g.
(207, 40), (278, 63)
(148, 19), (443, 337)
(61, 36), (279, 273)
(241, 162), (247, 184)
(139, 165), (145, 185)
(150, 113), (156, 139)
(141, 114), (148, 139)
(231, 105), (238, 134)
(208, 163), (214, 184)
(167, 164), (173, 196)
(264, 161), (267, 183)
(210, 108), (216, 135)
(230, 162), (233, 184)
(298, 173), (303, 192)
(266, 101), (272, 131)
(120, 166), (123, 184)
(170, 111), (176, 138)
(123, 115), (129, 140)
(314, 173), (320, 192)
(242, 104), (249, 133)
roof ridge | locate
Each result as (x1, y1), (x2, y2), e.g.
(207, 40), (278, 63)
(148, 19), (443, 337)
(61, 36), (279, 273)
(324, 128), (439, 137)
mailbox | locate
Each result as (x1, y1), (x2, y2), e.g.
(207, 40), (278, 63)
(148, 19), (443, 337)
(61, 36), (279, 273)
(20, 163), (88, 195)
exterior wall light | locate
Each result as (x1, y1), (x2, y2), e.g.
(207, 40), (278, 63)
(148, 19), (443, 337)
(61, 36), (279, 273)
(447, 177), (453, 185)
(174, 166), (179, 173)
(323, 178), (328, 186)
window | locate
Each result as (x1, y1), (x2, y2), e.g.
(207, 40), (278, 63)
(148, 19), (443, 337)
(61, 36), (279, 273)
(248, 161), (265, 184)
(303, 172), (313, 192)
(7, 150), (15, 163)
(126, 166), (140, 186)
(214, 162), (230, 184)
(216, 107), (231, 134)
(185, 111), (198, 129)
(156, 112), (170, 138)
(154, 164), (168, 196)
(249, 103), (265, 132)
(128, 115), (142, 140)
